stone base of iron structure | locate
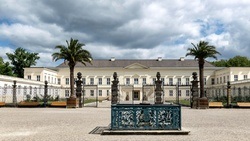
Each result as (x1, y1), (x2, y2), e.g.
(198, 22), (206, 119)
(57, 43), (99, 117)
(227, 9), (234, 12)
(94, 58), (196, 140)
(66, 97), (79, 108)
(191, 97), (198, 109)
(197, 97), (209, 109)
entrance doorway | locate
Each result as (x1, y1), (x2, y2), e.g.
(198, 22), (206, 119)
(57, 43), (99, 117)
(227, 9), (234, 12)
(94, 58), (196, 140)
(133, 91), (140, 100)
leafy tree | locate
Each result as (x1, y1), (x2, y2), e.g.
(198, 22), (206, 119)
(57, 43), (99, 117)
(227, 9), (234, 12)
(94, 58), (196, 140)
(52, 38), (92, 106)
(0, 57), (14, 76)
(6, 47), (40, 78)
(186, 41), (221, 98)
(211, 56), (250, 67)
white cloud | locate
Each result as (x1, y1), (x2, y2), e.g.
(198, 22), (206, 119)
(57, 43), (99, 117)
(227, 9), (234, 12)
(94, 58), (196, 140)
(1, 0), (250, 66)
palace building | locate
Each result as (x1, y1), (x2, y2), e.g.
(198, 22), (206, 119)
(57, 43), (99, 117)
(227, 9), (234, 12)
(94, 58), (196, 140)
(1, 57), (250, 103)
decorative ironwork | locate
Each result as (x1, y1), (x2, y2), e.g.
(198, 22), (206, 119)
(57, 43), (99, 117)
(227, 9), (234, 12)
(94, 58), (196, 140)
(111, 104), (181, 130)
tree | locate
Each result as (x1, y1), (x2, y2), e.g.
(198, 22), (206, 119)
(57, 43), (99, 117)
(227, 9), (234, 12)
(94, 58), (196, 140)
(52, 38), (92, 106)
(0, 57), (14, 76)
(211, 55), (250, 67)
(186, 41), (221, 98)
(6, 47), (40, 78)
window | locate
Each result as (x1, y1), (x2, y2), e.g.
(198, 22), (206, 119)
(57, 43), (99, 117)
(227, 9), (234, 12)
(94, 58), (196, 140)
(83, 90), (86, 96)
(107, 90), (109, 96)
(28, 75), (31, 80)
(223, 76), (226, 83)
(169, 90), (173, 96)
(142, 78), (146, 85)
(98, 78), (102, 85)
(161, 78), (165, 85)
(227, 76), (229, 81)
(65, 90), (69, 97)
(186, 78), (190, 85)
(217, 78), (219, 84)
(48, 76), (50, 83)
(65, 78), (69, 85)
(153, 78), (156, 84)
(134, 78), (138, 84)
(177, 78), (181, 85)
(58, 78), (61, 85)
(54, 78), (56, 84)
(186, 90), (190, 96)
(234, 75), (238, 81)
(204, 78), (207, 85)
(211, 78), (215, 85)
(107, 78), (110, 85)
(244, 75), (248, 80)
(90, 78), (94, 85)
(178, 90), (181, 96)
(126, 78), (130, 85)
(90, 90), (94, 96)
(83, 78), (86, 85)
(169, 78), (173, 85)
(37, 75), (40, 81)
(220, 77), (222, 84)
(99, 90), (102, 96)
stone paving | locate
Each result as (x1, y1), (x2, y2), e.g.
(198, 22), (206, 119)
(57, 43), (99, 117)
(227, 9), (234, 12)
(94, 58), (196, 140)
(0, 101), (250, 141)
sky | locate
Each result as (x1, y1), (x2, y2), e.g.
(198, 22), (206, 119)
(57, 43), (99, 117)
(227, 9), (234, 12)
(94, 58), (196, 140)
(1, 0), (250, 67)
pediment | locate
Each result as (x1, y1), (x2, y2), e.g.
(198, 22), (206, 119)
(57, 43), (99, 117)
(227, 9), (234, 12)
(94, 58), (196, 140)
(124, 63), (148, 69)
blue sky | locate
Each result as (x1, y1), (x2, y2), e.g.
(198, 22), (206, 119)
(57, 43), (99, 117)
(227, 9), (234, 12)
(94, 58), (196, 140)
(1, 0), (250, 67)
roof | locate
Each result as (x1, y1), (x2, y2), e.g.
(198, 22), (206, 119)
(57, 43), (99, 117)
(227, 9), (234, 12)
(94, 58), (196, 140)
(56, 58), (216, 68)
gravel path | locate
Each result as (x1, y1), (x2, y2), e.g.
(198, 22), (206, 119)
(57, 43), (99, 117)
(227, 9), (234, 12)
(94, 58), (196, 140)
(0, 106), (249, 141)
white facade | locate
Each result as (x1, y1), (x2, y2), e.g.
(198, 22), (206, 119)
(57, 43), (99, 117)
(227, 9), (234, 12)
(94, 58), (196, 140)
(2, 58), (250, 103)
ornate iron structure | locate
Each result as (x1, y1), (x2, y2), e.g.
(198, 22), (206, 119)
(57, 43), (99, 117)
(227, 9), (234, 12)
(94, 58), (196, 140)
(111, 104), (181, 130)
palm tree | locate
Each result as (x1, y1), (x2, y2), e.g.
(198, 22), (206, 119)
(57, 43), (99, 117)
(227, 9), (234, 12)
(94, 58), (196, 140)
(52, 38), (92, 100)
(186, 41), (221, 98)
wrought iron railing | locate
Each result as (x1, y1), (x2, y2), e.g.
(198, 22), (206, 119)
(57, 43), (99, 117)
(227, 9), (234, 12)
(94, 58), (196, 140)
(111, 104), (181, 130)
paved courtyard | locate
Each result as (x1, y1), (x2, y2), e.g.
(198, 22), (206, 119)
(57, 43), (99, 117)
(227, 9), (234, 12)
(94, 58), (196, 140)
(0, 102), (250, 141)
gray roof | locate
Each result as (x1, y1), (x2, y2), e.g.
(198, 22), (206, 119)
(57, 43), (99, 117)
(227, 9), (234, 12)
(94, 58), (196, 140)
(56, 59), (215, 68)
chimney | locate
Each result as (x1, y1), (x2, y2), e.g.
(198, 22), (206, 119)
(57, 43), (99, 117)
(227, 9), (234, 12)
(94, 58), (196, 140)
(157, 57), (162, 61)
(110, 57), (115, 61)
(179, 57), (185, 61)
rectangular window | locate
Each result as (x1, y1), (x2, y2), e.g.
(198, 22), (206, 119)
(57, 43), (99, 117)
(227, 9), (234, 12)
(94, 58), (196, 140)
(186, 78), (190, 85)
(107, 78), (110, 85)
(98, 78), (102, 85)
(169, 90), (173, 96)
(211, 78), (215, 85)
(28, 75), (31, 80)
(244, 75), (248, 80)
(66, 78), (69, 85)
(153, 78), (156, 84)
(99, 90), (102, 96)
(178, 90), (182, 96)
(227, 75), (229, 81)
(234, 75), (238, 81)
(58, 78), (61, 85)
(217, 78), (219, 84)
(223, 76), (226, 83)
(83, 78), (86, 85)
(204, 78), (207, 85)
(161, 78), (165, 85)
(54, 78), (56, 84)
(90, 78), (94, 85)
(169, 78), (173, 85)
(65, 90), (69, 97)
(90, 90), (94, 96)
(107, 90), (109, 96)
(177, 78), (181, 85)
(186, 90), (190, 96)
(126, 78), (130, 85)
(134, 78), (138, 84)
(142, 78), (146, 85)
(220, 77), (222, 84)
(37, 75), (40, 81)
(48, 76), (50, 83)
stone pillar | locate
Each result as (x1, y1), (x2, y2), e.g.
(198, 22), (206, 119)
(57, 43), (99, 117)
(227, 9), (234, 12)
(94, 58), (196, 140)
(227, 81), (231, 107)
(191, 72), (199, 108)
(76, 72), (83, 108)
(12, 80), (17, 107)
(155, 72), (163, 104)
(44, 81), (48, 107)
(111, 72), (119, 104)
